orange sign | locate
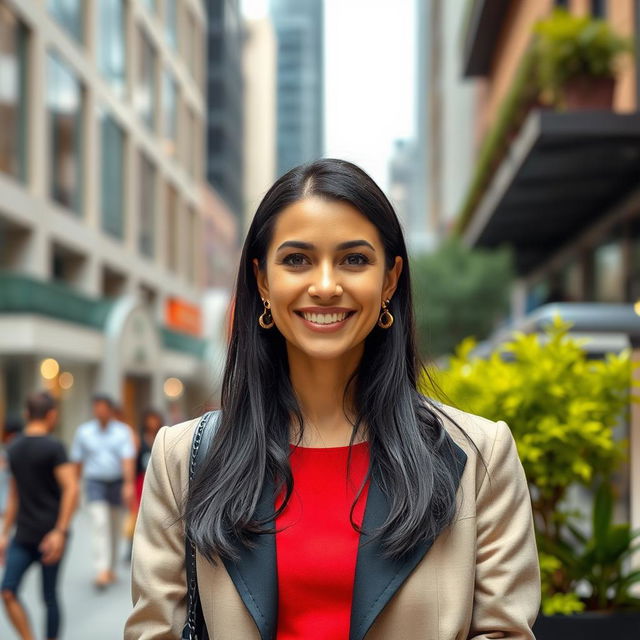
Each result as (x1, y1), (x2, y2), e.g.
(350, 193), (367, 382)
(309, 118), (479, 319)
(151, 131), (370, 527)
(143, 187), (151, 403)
(165, 298), (202, 336)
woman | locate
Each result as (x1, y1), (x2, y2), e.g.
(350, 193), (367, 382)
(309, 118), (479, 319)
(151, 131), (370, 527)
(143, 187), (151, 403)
(125, 159), (540, 639)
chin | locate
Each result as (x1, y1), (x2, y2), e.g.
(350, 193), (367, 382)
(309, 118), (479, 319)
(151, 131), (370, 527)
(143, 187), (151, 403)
(292, 338), (364, 362)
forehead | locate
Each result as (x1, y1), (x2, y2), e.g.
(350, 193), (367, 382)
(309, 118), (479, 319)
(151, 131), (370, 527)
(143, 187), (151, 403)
(270, 197), (381, 248)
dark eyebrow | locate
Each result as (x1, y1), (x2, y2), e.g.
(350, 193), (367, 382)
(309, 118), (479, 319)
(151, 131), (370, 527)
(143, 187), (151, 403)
(276, 239), (376, 252)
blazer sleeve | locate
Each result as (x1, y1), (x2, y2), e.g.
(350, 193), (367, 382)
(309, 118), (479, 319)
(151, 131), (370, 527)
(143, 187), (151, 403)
(468, 420), (541, 639)
(124, 426), (187, 639)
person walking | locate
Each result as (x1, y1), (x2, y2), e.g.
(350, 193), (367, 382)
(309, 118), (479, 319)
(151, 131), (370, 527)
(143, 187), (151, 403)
(126, 159), (540, 639)
(71, 394), (135, 589)
(0, 391), (79, 640)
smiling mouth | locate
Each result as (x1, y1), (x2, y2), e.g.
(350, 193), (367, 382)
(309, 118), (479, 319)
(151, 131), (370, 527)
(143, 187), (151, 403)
(294, 310), (356, 325)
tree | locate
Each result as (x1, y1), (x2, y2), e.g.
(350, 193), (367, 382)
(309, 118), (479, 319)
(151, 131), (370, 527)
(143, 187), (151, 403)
(410, 239), (513, 358)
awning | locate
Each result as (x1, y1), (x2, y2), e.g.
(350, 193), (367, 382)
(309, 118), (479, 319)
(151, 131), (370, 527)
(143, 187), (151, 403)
(462, 110), (640, 273)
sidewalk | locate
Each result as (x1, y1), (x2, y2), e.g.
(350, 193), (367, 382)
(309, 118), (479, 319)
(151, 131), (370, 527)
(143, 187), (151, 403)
(0, 507), (133, 639)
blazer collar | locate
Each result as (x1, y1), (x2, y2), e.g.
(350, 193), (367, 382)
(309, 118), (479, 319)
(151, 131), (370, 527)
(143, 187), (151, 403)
(220, 434), (468, 640)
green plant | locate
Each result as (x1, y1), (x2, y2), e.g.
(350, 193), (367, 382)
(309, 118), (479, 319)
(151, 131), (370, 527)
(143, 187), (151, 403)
(539, 482), (640, 612)
(410, 239), (513, 358)
(424, 316), (635, 613)
(534, 9), (632, 105)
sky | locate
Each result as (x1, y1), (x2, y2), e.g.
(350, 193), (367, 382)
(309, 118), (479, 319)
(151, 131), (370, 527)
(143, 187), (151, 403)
(241, 0), (417, 191)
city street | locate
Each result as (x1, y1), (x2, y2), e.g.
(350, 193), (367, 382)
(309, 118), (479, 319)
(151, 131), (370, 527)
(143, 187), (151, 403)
(0, 507), (133, 639)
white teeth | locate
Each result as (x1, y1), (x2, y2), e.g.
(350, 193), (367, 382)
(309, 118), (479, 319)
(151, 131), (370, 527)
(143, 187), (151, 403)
(302, 312), (349, 325)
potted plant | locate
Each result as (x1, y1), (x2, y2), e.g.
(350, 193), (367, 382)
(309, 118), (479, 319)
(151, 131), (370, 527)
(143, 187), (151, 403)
(533, 9), (632, 110)
(423, 317), (640, 635)
(534, 482), (640, 638)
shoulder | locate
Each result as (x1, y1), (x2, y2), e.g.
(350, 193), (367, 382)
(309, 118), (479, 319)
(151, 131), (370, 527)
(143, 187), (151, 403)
(112, 420), (133, 434)
(48, 436), (67, 453)
(6, 436), (23, 456)
(74, 420), (94, 436)
(424, 399), (517, 489)
(145, 416), (201, 502)
(156, 416), (202, 471)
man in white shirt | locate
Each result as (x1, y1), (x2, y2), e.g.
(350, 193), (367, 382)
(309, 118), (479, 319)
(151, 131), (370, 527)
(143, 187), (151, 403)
(71, 394), (135, 589)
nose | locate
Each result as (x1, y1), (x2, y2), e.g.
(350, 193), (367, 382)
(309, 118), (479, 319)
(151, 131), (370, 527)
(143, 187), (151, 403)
(308, 261), (343, 298)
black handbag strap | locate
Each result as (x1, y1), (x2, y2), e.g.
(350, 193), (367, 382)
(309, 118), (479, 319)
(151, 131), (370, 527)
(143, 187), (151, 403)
(182, 410), (221, 640)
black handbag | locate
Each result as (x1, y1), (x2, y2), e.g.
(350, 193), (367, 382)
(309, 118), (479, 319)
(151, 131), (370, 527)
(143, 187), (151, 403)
(182, 411), (220, 640)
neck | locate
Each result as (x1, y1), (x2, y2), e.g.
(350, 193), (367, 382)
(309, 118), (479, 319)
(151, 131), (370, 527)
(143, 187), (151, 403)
(286, 343), (365, 447)
(97, 418), (110, 429)
(25, 420), (48, 435)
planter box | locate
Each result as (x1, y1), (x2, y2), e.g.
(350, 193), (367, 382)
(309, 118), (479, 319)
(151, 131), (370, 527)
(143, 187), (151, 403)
(562, 75), (615, 110)
(533, 610), (640, 639)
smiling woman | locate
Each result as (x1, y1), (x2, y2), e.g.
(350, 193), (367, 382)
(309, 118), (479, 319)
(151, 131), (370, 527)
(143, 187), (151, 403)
(125, 159), (540, 640)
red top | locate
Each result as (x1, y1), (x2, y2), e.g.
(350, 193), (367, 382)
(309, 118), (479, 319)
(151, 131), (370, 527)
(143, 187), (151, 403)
(274, 441), (371, 640)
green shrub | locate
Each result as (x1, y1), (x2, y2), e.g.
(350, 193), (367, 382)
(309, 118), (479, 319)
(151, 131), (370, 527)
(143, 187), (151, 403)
(424, 316), (636, 612)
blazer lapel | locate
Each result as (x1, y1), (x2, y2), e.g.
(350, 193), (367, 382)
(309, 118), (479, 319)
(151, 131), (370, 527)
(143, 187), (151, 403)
(349, 435), (468, 640)
(220, 472), (278, 640)
(218, 435), (467, 640)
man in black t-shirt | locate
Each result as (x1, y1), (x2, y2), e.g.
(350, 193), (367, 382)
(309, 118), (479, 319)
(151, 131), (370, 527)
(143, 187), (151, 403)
(0, 391), (79, 640)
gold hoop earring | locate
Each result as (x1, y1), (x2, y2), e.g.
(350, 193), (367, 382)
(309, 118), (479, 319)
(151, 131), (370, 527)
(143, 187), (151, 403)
(377, 298), (394, 329)
(258, 299), (274, 329)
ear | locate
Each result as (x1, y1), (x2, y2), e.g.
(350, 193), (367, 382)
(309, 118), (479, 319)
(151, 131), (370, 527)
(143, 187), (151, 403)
(382, 256), (403, 302)
(252, 258), (270, 301)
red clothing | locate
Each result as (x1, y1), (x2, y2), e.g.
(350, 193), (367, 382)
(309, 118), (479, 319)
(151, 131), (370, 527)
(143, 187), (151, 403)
(275, 442), (371, 640)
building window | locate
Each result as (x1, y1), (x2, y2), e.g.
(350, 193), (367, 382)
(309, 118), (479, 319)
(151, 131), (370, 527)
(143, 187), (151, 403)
(165, 0), (177, 50)
(0, 3), (28, 182)
(185, 10), (197, 79)
(100, 112), (125, 239)
(138, 152), (155, 258)
(48, 0), (84, 43)
(554, 0), (569, 8)
(590, 0), (607, 18)
(187, 207), (198, 284)
(102, 265), (127, 297)
(165, 184), (178, 272)
(142, 0), (156, 13)
(98, 0), (125, 95)
(47, 52), (83, 214)
(162, 70), (178, 156)
(135, 27), (156, 130)
(594, 239), (624, 302)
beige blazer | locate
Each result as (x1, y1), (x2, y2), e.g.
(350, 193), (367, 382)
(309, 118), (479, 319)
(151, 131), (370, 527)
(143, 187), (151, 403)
(125, 404), (540, 639)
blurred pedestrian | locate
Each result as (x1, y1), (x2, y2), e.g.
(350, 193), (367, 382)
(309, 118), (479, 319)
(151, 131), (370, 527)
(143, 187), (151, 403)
(123, 409), (164, 562)
(0, 418), (23, 518)
(70, 394), (135, 589)
(0, 391), (79, 640)
(126, 160), (539, 638)
(135, 409), (164, 508)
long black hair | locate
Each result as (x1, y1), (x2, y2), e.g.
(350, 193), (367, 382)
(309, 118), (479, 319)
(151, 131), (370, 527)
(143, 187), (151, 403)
(185, 158), (476, 562)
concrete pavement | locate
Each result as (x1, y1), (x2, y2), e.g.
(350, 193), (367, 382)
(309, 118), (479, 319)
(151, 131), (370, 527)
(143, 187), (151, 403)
(0, 507), (133, 639)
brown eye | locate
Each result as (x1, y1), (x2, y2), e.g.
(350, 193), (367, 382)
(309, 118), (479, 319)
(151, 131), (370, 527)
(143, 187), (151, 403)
(282, 253), (309, 266)
(344, 253), (369, 266)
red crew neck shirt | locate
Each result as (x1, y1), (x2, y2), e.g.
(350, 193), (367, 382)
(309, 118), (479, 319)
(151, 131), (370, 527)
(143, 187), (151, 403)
(274, 441), (371, 640)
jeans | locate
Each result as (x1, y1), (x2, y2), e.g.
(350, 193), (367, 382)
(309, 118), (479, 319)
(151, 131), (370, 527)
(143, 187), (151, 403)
(1, 538), (63, 638)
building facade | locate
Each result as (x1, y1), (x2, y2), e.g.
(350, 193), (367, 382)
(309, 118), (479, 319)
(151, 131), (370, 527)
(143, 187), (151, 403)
(423, 0), (476, 249)
(204, 0), (244, 220)
(270, 0), (324, 176)
(457, 0), (640, 548)
(0, 0), (221, 440)
(243, 16), (277, 231)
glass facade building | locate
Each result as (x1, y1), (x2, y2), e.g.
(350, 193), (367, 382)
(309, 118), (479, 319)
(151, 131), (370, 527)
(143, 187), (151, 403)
(270, 0), (324, 175)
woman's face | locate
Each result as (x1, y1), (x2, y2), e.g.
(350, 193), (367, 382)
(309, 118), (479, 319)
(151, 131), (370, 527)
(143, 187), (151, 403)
(253, 197), (402, 363)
